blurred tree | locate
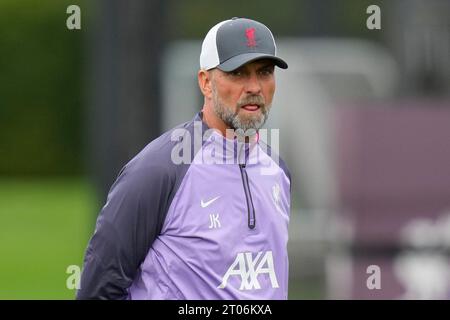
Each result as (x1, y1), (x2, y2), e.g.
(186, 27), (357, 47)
(385, 0), (450, 97)
(86, 0), (168, 201)
(167, 0), (305, 39)
(0, 0), (84, 176)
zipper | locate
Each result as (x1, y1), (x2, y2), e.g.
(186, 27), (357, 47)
(239, 163), (256, 229)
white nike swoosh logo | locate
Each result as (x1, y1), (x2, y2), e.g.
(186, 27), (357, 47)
(201, 196), (221, 208)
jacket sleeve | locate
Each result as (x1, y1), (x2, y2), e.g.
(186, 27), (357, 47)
(76, 163), (172, 300)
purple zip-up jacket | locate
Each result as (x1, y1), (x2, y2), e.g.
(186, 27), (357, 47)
(77, 112), (291, 300)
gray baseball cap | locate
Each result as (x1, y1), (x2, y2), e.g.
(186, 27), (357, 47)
(200, 17), (288, 72)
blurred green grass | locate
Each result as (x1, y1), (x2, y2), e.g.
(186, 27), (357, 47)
(0, 178), (95, 299)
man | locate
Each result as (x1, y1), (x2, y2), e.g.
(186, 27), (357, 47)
(77, 17), (291, 300)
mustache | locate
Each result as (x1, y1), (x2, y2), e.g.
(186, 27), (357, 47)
(237, 95), (265, 108)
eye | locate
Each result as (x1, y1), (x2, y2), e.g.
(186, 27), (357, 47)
(229, 70), (243, 77)
(259, 68), (274, 76)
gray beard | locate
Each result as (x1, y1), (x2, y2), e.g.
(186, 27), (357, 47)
(211, 84), (271, 136)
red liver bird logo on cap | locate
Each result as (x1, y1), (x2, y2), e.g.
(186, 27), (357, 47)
(245, 28), (256, 47)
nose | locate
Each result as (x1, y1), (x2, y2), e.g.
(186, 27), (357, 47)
(245, 73), (262, 95)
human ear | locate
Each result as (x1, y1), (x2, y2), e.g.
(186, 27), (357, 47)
(198, 69), (213, 99)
